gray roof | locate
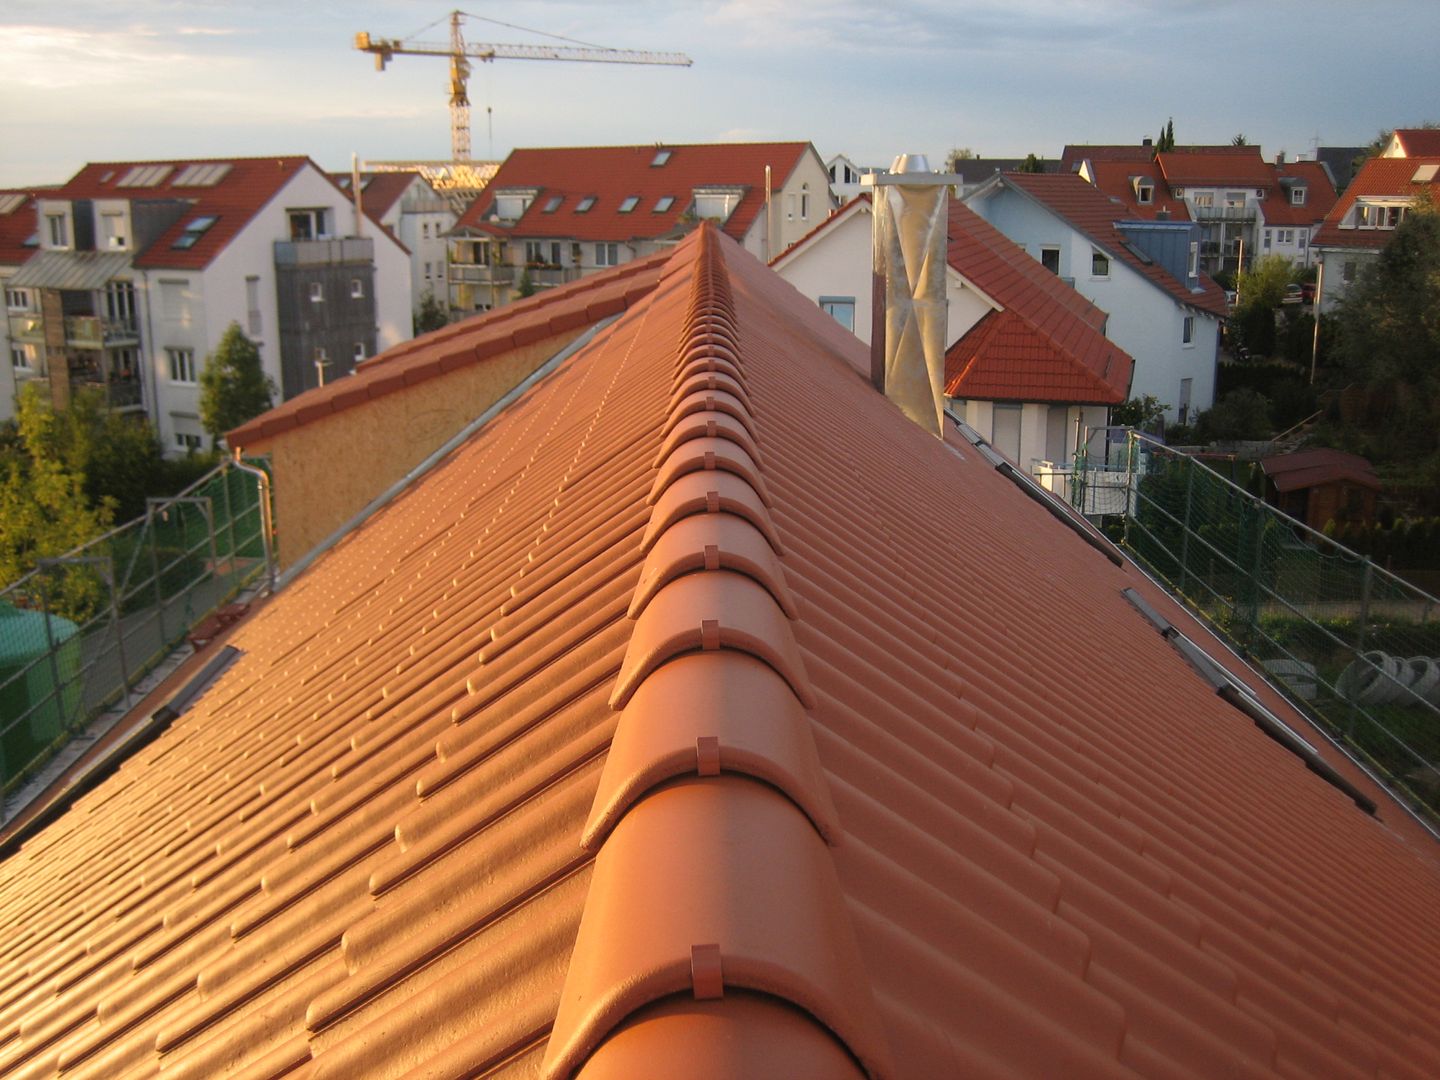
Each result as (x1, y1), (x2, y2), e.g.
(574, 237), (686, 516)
(10, 250), (131, 290)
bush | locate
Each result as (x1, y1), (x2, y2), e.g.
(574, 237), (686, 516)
(1194, 389), (1273, 442)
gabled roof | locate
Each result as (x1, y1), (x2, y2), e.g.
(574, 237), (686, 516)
(1262, 448), (1382, 492)
(1156, 146), (1273, 188)
(945, 201), (1132, 403)
(1313, 155), (1440, 250)
(1261, 160), (1339, 226)
(48, 157), (396, 271)
(1389, 128), (1440, 157)
(769, 192), (870, 267)
(1076, 159), (1188, 222)
(453, 142), (813, 244)
(329, 171), (424, 219)
(979, 172), (1229, 316)
(0, 190), (38, 268)
(3, 227), (1439, 1079)
(1060, 144), (1254, 173)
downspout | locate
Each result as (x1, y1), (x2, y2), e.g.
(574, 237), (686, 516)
(230, 450), (277, 595)
(764, 165), (773, 261)
(139, 267), (159, 434)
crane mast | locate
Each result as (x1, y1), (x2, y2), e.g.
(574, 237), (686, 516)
(355, 10), (692, 161)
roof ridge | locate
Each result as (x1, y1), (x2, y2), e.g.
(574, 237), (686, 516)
(541, 225), (893, 1079)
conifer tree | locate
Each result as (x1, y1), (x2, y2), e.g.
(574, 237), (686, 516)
(199, 323), (274, 450)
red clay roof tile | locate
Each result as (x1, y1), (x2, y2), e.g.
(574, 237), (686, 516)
(1313, 155), (1440, 250)
(2, 224), (1439, 1080)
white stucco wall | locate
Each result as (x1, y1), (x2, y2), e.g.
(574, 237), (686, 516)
(742, 147), (837, 261)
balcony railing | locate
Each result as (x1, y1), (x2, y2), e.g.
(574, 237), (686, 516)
(273, 237), (374, 267)
(528, 265), (581, 288)
(63, 316), (140, 348)
(7, 313), (44, 343)
(1192, 206), (1257, 223)
(448, 263), (515, 286)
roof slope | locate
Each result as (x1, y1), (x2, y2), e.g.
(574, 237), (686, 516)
(0, 191), (38, 268)
(330, 172), (420, 219)
(1262, 448), (1381, 492)
(1156, 146), (1272, 187)
(991, 173), (1229, 316)
(2, 229), (1439, 1079)
(945, 201), (1132, 403)
(1313, 155), (1440, 249)
(1391, 129), (1440, 156)
(1263, 161), (1339, 226)
(1081, 160), (1187, 221)
(454, 143), (811, 244)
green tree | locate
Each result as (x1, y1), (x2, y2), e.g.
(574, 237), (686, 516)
(199, 323), (274, 450)
(414, 290), (449, 335)
(945, 147), (977, 171)
(1236, 253), (1297, 312)
(1194, 389), (1273, 442)
(1112, 395), (1169, 430)
(1231, 133), (1248, 146)
(1017, 153), (1044, 174)
(1154, 118), (1176, 155)
(516, 268), (536, 299)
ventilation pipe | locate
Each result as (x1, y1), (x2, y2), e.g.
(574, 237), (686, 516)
(863, 154), (959, 437)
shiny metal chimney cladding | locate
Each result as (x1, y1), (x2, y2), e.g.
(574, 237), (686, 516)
(866, 154), (955, 437)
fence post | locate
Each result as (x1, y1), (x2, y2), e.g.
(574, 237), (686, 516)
(1179, 463), (1196, 595)
(146, 504), (165, 647)
(220, 465), (236, 569)
(35, 570), (66, 731)
(104, 557), (132, 714)
(1357, 556), (1374, 656)
(201, 496), (219, 595)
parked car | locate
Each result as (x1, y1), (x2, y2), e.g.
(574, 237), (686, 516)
(1282, 283), (1303, 304)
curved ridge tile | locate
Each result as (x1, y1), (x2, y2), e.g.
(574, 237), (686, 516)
(647, 437), (771, 508)
(582, 653), (838, 850)
(667, 371), (755, 417)
(609, 571), (814, 710)
(628, 513), (795, 619)
(541, 777), (892, 1080)
(641, 471), (784, 556)
(675, 354), (746, 390)
(575, 994), (867, 1080)
(679, 332), (742, 365)
(662, 389), (757, 443)
(650, 410), (764, 472)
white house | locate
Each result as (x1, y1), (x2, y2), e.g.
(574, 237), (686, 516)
(334, 171), (454, 319)
(964, 172), (1227, 425)
(6, 157), (411, 452)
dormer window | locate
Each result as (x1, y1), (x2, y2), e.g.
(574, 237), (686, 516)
(1290, 186), (1306, 206)
(693, 187), (743, 222)
(493, 190), (536, 221)
(618, 196), (639, 213)
(1136, 182), (1154, 205)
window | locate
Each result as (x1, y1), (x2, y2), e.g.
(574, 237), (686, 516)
(1263, 229), (1272, 250)
(422, 223), (431, 239)
(160, 279), (192, 326)
(11, 344), (33, 370)
(46, 214), (68, 248)
(424, 261), (433, 280)
(1091, 249), (1110, 278)
(542, 195), (563, 213)
(101, 211), (126, 249)
(1040, 247), (1061, 275)
(1193, 192), (1214, 208)
(1182, 315), (1195, 345)
(1224, 191), (1246, 208)
(1298, 232), (1307, 249)
(353, 342), (366, 362)
(575, 196), (596, 213)
(618, 196), (639, 213)
(287, 208), (329, 241)
(654, 196), (675, 213)
(1178, 378), (1193, 425)
(1342, 260), (1357, 284)
(175, 432), (202, 453)
(800, 184), (810, 221)
(166, 347), (197, 383)
(171, 215), (217, 250)
(5, 287), (30, 311)
(309, 281), (324, 303)
(524, 240), (545, 264)
(819, 296), (856, 332)
(1276, 229), (1295, 245)
(652, 149), (672, 167)
(595, 242), (619, 267)
(246, 276), (262, 335)
(1187, 241), (1199, 278)
(350, 278), (364, 299)
(105, 280), (136, 327)
(550, 241), (561, 265)
(1290, 187), (1306, 206)
(1136, 183), (1153, 205)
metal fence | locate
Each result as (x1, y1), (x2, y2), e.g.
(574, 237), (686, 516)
(1110, 432), (1440, 823)
(0, 460), (271, 792)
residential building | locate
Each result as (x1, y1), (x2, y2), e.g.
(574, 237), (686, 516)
(3, 225), (1439, 1079)
(333, 171), (455, 321)
(948, 157), (1056, 197)
(965, 172), (1228, 422)
(4, 158), (411, 452)
(447, 142), (832, 313)
(0, 191), (40, 423)
(1314, 145), (1367, 193)
(772, 194), (1133, 469)
(824, 153), (878, 202)
(1381, 127), (1440, 158)
(1311, 154), (1440, 312)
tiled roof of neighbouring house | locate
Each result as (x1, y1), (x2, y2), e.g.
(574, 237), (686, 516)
(453, 142), (814, 244)
(0, 190), (38, 267)
(1262, 448), (1382, 493)
(1312, 155), (1440, 250)
(2, 226), (1439, 1079)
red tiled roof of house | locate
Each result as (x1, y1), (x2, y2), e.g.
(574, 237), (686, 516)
(996, 172), (1229, 316)
(453, 142), (813, 244)
(51, 157), (396, 270)
(3, 226), (1439, 1079)
(228, 246), (671, 446)
(1060, 144), (1253, 173)
(0, 191), (38, 267)
(1392, 128), (1440, 156)
(1081, 160), (1189, 221)
(330, 171), (421, 220)
(1261, 160), (1339, 227)
(1312, 155), (1440, 250)
(1262, 448), (1381, 493)
(1156, 146), (1273, 188)
(946, 201), (1132, 403)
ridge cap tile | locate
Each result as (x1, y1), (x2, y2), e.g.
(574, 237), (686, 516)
(628, 513), (795, 620)
(640, 470), (784, 555)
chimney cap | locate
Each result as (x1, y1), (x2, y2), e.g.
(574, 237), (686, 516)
(890, 153), (933, 174)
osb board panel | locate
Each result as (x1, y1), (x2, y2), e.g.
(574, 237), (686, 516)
(267, 333), (581, 566)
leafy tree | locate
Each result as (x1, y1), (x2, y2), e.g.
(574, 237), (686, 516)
(945, 147), (977, 171)
(199, 323), (274, 450)
(1193, 389), (1273, 442)
(1111, 395), (1169, 430)
(1235, 253), (1296, 312)
(414, 290), (449, 335)
(1017, 153), (1044, 174)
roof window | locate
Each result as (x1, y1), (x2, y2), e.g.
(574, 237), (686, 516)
(171, 215), (218, 250)
(618, 196), (639, 213)
(0, 194), (25, 215)
(575, 196), (597, 213)
(653, 196), (675, 212)
(543, 195), (563, 212)
(117, 164), (174, 188)
(1414, 163), (1439, 183)
(652, 149), (672, 166)
(173, 162), (232, 187)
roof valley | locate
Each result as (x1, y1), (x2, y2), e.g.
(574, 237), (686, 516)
(540, 226), (893, 1078)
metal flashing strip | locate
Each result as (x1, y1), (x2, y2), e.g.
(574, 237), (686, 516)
(0, 645), (243, 861)
(278, 315), (622, 589)
(1120, 588), (1376, 816)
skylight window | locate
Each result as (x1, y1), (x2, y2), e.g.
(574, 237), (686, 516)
(618, 196), (639, 213)
(653, 196), (675, 213)
(575, 196), (597, 213)
(117, 164), (174, 188)
(171, 215), (218, 250)
(0, 194), (25, 215)
(652, 149), (672, 167)
(1414, 163), (1440, 183)
(543, 195), (563, 212)
(173, 163), (232, 187)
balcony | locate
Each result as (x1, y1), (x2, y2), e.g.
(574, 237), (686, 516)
(7, 313), (43, 344)
(273, 237), (374, 267)
(1192, 206), (1257, 223)
(68, 369), (144, 410)
(528, 265), (581, 289)
(449, 263), (515, 286)
(63, 316), (140, 348)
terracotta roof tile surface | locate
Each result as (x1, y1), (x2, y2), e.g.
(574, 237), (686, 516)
(995, 173), (1229, 316)
(1261, 161), (1339, 226)
(1156, 146), (1273, 187)
(1392, 129), (1440, 156)
(1080, 160), (1188, 221)
(0, 191), (38, 267)
(1313, 155), (1440, 249)
(330, 171), (419, 219)
(2, 226), (1439, 1079)
(454, 143), (812, 244)
(945, 309), (1128, 403)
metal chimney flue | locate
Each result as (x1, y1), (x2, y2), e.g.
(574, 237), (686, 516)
(864, 154), (960, 437)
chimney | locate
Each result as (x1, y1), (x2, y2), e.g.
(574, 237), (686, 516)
(1276, 150), (1287, 165)
(1143, 137), (1153, 149)
(864, 154), (957, 438)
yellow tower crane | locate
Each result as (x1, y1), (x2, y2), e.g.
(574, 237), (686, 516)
(355, 10), (692, 162)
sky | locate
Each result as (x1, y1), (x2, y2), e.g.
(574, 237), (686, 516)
(3, 0), (1437, 188)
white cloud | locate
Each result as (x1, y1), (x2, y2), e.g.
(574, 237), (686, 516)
(9, 25), (239, 90)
